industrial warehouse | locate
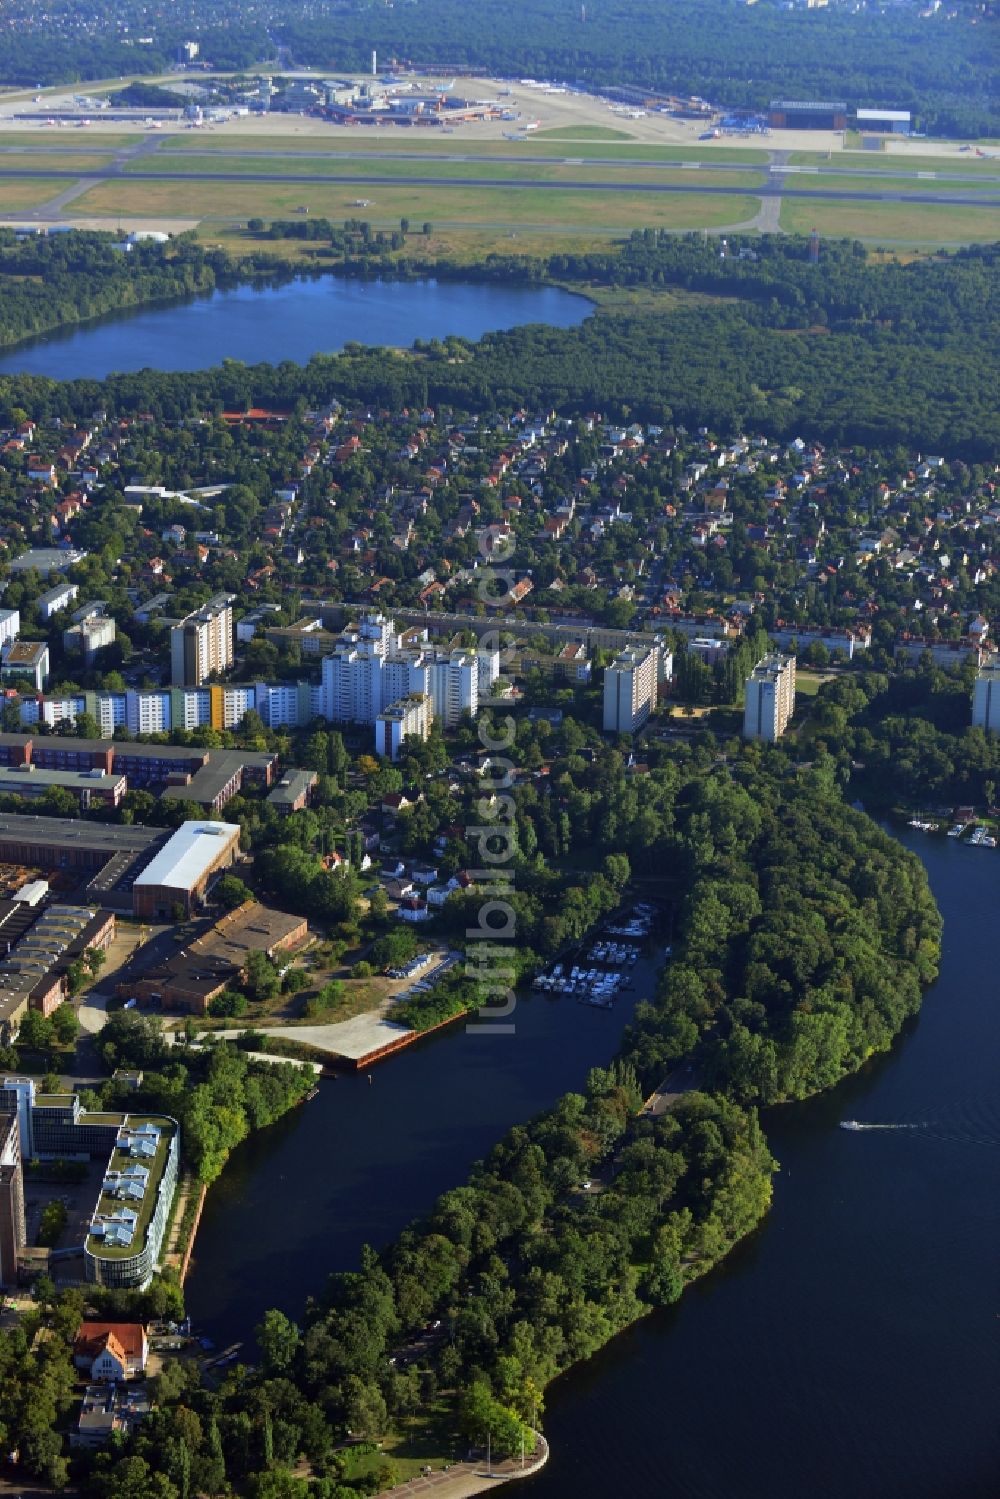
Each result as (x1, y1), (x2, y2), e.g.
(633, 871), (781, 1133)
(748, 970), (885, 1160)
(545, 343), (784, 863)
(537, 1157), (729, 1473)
(0, 816), (241, 919)
(118, 901), (309, 1015)
(0, 901), (115, 1046)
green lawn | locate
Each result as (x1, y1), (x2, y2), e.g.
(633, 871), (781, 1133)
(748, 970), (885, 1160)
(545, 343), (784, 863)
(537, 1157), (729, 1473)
(76, 177), (762, 240)
(786, 172), (1000, 197)
(779, 196), (1000, 246)
(0, 131), (141, 148)
(794, 672), (826, 698)
(0, 153), (121, 173)
(789, 149), (1000, 175)
(0, 177), (64, 208)
(124, 153), (763, 193)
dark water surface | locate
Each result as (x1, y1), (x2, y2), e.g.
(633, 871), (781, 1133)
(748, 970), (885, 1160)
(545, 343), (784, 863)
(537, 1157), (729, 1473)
(526, 831), (1000, 1499)
(187, 833), (1000, 1498)
(0, 275), (591, 379)
(185, 958), (655, 1341)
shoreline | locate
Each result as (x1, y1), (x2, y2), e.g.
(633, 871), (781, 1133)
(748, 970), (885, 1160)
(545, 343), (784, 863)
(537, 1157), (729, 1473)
(372, 1433), (549, 1498)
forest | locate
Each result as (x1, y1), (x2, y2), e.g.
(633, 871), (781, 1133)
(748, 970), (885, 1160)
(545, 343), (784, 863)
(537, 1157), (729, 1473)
(0, 234), (997, 459)
(802, 661), (1000, 810)
(0, 0), (995, 136)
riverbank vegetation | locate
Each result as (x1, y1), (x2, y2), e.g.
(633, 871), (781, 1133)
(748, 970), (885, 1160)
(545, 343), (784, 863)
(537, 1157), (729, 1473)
(18, 752), (930, 1499)
(802, 661), (1000, 811)
(94, 1010), (316, 1183)
(0, 229), (404, 352)
(619, 763), (941, 1103)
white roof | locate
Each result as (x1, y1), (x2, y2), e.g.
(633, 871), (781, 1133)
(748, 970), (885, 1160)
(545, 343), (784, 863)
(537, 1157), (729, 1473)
(133, 821), (239, 893)
(856, 108), (911, 121)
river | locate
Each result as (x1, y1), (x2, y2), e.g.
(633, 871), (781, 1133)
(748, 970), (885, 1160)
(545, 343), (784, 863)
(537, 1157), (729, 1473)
(185, 962), (655, 1343)
(187, 833), (1000, 1497)
(0, 275), (591, 380)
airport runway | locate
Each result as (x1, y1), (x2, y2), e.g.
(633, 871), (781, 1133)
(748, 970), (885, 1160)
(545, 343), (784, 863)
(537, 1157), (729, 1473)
(0, 162), (997, 208)
(0, 141), (998, 189)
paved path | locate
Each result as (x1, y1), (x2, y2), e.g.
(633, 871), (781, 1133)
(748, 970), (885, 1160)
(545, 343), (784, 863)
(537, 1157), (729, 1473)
(76, 922), (169, 1034)
(641, 1061), (700, 1117)
(749, 190), (783, 231)
(164, 1035), (316, 1070)
(372, 1434), (548, 1498)
(77, 989), (111, 1036)
(6, 137), (999, 188)
(210, 1011), (411, 1061)
(27, 175), (102, 219)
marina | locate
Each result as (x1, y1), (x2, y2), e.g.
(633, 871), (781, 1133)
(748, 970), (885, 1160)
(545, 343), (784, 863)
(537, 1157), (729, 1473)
(532, 904), (662, 1006)
(910, 817), (996, 847)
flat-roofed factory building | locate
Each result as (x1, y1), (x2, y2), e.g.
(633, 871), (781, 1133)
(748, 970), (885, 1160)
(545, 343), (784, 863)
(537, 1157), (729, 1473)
(131, 821), (241, 920)
(266, 767), (318, 816)
(122, 901), (308, 1014)
(0, 902), (116, 1045)
(0, 765), (126, 810)
(0, 813), (160, 874)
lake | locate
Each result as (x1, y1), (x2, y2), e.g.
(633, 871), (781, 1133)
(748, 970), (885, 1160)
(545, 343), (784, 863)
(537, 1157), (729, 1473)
(186, 832), (1000, 1497)
(0, 275), (592, 380)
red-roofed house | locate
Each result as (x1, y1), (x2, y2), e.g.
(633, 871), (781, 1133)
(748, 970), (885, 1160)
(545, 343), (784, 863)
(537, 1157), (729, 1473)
(73, 1322), (148, 1382)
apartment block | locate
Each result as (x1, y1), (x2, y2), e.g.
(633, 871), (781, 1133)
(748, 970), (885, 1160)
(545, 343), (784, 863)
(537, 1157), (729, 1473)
(0, 1111), (25, 1288)
(319, 617), (482, 730)
(1, 640), (49, 691)
(603, 645), (659, 735)
(14, 614), (485, 740)
(972, 657), (1000, 734)
(743, 653), (797, 742)
(37, 581), (79, 620)
(0, 608), (20, 649)
(64, 614), (116, 666)
(170, 593), (235, 686)
(375, 693), (433, 761)
(770, 624), (871, 659)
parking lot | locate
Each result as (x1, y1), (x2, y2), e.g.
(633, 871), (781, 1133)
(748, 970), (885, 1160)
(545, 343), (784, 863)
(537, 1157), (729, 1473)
(23, 1158), (103, 1253)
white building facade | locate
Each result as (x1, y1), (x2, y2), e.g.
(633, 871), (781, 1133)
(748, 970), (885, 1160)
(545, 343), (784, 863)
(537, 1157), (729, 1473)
(603, 645), (659, 735)
(743, 653), (797, 742)
(972, 658), (1000, 734)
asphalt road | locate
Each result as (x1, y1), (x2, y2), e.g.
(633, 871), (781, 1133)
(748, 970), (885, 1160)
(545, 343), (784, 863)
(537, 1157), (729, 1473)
(0, 163), (997, 208)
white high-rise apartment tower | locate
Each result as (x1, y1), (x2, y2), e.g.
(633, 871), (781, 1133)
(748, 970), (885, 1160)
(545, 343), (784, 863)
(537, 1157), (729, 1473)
(743, 653), (797, 741)
(972, 657), (1000, 734)
(603, 646), (659, 735)
(170, 594), (235, 687)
